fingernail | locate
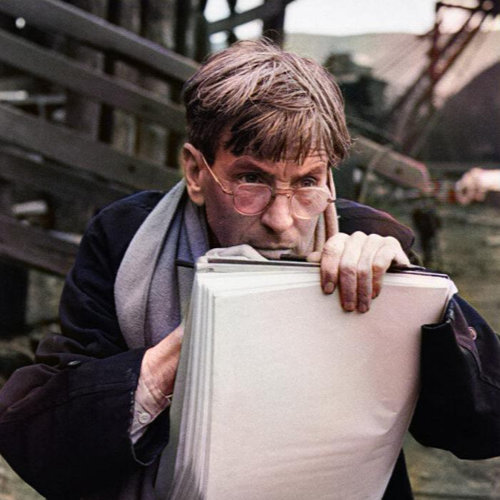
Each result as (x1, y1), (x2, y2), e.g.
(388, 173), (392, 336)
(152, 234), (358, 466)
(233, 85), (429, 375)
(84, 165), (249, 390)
(324, 282), (335, 294)
(343, 302), (355, 311)
(358, 303), (368, 313)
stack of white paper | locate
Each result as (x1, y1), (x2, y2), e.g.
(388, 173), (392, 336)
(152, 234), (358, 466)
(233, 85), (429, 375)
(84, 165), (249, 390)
(165, 260), (454, 500)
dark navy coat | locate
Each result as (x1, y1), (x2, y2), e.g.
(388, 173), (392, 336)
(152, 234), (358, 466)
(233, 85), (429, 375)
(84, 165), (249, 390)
(1, 191), (499, 499)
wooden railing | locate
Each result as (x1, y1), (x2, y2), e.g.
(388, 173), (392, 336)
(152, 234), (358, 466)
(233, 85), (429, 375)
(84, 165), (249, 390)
(0, 0), (198, 82)
(0, 0), (201, 275)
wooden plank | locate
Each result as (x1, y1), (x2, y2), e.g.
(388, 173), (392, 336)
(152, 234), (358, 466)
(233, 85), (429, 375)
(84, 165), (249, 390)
(208, 0), (293, 34)
(352, 136), (432, 193)
(0, 30), (186, 133)
(0, 103), (181, 191)
(0, 0), (198, 83)
(0, 76), (36, 91)
(0, 148), (130, 211)
(0, 215), (78, 276)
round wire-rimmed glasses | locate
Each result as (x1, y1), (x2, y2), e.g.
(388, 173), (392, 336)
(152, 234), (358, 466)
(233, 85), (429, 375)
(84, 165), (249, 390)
(200, 154), (336, 220)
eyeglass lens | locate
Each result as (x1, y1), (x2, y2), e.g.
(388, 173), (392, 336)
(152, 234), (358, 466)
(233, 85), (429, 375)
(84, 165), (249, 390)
(292, 189), (330, 219)
(233, 185), (271, 215)
(233, 184), (330, 218)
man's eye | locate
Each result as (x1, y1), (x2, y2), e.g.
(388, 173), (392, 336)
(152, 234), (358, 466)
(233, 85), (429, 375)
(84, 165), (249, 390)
(299, 177), (318, 188)
(239, 173), (263, 184)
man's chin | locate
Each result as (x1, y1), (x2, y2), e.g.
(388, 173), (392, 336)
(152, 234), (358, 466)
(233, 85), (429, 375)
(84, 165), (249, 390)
(252, 248), (295, 260)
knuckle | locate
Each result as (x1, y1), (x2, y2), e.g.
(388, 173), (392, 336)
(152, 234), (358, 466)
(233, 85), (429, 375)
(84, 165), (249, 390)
(321, 242), (344, 256)
(324, 233), (348, 250)
(322, 246), (339, 257)
(340, 264), (357, 281)
(357, 267), (371, 282)
(366, 233), (382, 243)
(351, 231), (367, 241)
(384, 235), (399, 248)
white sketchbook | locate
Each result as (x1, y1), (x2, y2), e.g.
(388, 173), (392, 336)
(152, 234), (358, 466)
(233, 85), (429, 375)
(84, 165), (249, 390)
(164, 259), (455, 500)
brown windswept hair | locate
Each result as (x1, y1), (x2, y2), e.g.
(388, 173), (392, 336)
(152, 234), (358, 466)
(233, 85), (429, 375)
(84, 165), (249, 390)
(182, 39), (351, 166)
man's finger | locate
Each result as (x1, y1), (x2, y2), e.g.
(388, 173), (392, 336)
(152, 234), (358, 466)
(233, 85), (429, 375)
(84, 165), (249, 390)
(320, 233), (348, 295)
(355, 234), (386, 312)
(371, 237), (410, 298)
(337, 232), (366, 311)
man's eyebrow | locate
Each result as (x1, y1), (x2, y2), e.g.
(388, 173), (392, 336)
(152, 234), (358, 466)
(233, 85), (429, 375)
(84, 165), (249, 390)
(290, 164), (328, 181)
(229, 158), (265, 170)
(227, 158), (328, 179)
(298, 165), (327, 175)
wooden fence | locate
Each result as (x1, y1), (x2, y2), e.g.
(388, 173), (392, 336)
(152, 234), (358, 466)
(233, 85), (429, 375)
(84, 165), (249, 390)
(0, 0), (291, 277)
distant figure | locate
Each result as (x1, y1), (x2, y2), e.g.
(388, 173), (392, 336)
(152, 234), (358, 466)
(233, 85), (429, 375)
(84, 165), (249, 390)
(455, 167), (500, 205)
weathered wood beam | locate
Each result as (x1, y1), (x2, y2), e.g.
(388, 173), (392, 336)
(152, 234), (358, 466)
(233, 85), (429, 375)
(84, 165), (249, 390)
(0, 215), (78, 276)
(0, 148), (130, 211)
(0, 30), (186, 133)
(0, 0), (198, 83)
(351, 136), (432, 193)
(0, 104), (181, 191)
(208, 0), (293, 34)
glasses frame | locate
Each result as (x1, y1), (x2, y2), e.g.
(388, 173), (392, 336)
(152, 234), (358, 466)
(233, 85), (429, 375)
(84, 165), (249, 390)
(199, 153), (336, 220)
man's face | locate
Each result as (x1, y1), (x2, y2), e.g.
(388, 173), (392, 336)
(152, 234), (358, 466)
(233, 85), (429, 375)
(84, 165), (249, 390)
(197, 147), (329, 259)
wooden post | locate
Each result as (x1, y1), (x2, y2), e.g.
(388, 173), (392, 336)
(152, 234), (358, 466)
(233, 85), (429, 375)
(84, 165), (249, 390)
(175, 0), (208, 62)
(263, 0), (286, 46)
(107, 0), (140, 157)
(136, 0), (175, 166)
(64, 0), (108, 140)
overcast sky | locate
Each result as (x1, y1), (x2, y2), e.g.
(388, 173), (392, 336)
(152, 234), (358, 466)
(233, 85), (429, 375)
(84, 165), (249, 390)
(206, 0), (438, 37)
(284, 0), (436, 35)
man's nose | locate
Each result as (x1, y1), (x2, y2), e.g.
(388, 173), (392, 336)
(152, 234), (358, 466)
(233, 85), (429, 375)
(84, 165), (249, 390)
(260, 193), (295, 233)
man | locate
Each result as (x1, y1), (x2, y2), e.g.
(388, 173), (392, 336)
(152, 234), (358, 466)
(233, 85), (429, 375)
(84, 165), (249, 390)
(0, 40), (499, 500)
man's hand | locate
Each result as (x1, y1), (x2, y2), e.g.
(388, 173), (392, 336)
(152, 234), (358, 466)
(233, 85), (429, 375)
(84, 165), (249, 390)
(141, 324), (184, 403)
(308, 232), (410, 313)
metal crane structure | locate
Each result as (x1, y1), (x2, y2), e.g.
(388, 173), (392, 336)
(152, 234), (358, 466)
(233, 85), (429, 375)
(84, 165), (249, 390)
(384, 0), (500, 157)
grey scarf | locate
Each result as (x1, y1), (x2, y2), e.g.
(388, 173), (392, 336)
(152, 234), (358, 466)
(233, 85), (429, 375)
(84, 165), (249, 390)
(115, 180), (209, 350)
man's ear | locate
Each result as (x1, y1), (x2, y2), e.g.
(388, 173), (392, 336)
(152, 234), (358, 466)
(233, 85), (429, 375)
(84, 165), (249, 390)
(182, 143), (205, 206)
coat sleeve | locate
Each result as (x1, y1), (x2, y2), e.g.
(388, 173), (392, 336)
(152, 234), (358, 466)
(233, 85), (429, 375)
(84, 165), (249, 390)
(410, 294), (500, 458)
(0, 192), (170, 499)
